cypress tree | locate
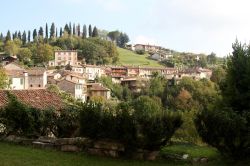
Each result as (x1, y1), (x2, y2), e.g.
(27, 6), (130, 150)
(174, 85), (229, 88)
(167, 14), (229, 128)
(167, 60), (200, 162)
(73, 23), (76, 36)
(88, 24), (92, 37)
(33, 29), (37, 41)
(69, 22), (72, 35)
(5, 30), (11, 42)
(92, 26), (98, 37)
(18, 31), (22, 40)
(64, 24), (70, 34)
(77, 24), (81, 36)
(45, 23), (48, 39)
(38, 27), (44, 37)
(0, 33), (3, 41)
(56, 28), (58, 38)
(28, 30), (31, 43)
(12, 34), (15, 40)
(50, 22), (55, 38)
(60, 28), (63, 37)
(14, 31), (18, 39)
(82, 25), (87, 39)
(22, 31), (27, 45)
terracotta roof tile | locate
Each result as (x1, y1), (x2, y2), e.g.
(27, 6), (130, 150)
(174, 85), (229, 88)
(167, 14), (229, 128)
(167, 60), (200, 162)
(0, 89), (64, 110)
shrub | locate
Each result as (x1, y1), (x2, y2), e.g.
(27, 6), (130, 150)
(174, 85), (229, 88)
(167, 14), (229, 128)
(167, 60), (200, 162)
(195, 108), (250, 159)
(135, 49), (146, 55)
(0, 93), (36, 137)
(56, 106), (80, 138)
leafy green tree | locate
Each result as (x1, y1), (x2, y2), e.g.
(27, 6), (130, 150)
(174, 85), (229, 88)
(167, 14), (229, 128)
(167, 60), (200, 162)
(33, 43), (53, 64)
(210, 66), (226, 85)
(22, 31), (27, 45)
(107, 30), (120, 42)
(207, 52), (217, 65)
(92, 26), (98, 37)
(4, 39), (21, 56)
(17, 48), (32, 62)
(82, 25), (87, 39)
(195, 41), (250, 159)
(88, 24), (92, 37)
(117, 32), (129, 48)
(0, 67), (8, 89)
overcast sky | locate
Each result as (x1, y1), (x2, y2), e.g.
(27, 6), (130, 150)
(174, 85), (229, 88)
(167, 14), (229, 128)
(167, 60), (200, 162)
(1, 0), (250, 56)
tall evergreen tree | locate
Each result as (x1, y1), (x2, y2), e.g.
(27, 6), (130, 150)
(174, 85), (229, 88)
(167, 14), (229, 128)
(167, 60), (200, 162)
(38, 27), (44, 37)
(69, 22), (72, 35)
(33, 29), (37, 41)
(0, 33), (4, 41)
(45, 23), (48, 39)
(60, 28), (63, 37)
(73, 23), (76, 36)
(50, 22), (55, 38)
(82, 25), (87, 39)
(64, 24), (70, 34)
(92, 26), (98, 37)
(18, 31), (22, 40)
(28, 30), (31, 43)
(56, 28), (58, 38)
(5, 30), (11, 42)
(14, 31), (18, 40)
(77, 24), (81, 36)
(88, 24), (92, 37)
(12, 34), (15, 40)
(22, 31), (27, 45)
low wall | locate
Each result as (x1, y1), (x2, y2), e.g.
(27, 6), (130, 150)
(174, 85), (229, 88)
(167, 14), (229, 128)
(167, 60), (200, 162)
(1, 135), (159, 160)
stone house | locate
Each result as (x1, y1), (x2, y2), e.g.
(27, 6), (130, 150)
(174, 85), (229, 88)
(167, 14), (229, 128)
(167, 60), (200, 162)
(57, 79), (86, 102)
(134, 44), (161, 52)
(3, 63), (29, 90)
(87, 83), (111, 100)
(84, 65), (106, 81)
(49, 50), (78, 67)
(27, 68), (47, 89)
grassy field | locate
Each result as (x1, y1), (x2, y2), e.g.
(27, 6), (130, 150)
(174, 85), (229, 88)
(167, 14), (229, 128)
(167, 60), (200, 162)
(0, 142), (248, 166)
(0, 142), (187, 166)
(117, 48), (164, 67)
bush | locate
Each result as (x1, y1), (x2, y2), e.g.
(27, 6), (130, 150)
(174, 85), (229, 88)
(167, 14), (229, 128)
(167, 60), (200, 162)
(79, 99), (182, 151)
(135, 49), (146, 55)
(56, 106), (80, 138)
(195, 108), (250, 159)
(0, 93), (37, 137)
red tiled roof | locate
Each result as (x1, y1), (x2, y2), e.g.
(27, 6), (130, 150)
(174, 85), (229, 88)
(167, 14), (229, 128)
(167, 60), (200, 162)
(0, 89), (64, 110)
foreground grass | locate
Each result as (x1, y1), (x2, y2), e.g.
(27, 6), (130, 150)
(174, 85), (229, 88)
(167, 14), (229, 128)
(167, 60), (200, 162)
(0, 142), (187, 166)
(0, 142), (248, 166)
(118, 48), (163, 67)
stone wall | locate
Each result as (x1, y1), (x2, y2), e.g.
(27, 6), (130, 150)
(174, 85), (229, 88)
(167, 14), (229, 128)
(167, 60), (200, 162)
(1, 135), (159, 160)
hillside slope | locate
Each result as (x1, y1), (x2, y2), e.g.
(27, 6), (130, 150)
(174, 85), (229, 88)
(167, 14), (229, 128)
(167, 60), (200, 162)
(117, 48), (163, 67)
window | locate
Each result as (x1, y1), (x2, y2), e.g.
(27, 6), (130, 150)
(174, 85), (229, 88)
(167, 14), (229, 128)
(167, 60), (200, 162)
(58, 57), (61, 60)
(30, 84), (33, 87)
(76, 84), (82, 89)
(20, 78), (24, 85)
(68, 57), (71, 60)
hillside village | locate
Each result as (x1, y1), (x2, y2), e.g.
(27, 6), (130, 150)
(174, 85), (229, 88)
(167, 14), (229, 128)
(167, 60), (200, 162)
(0, 49), (212, 102)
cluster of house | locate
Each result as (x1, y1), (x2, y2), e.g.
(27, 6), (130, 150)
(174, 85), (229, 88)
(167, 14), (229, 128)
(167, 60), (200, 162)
(126, 43), (174, 61)
(0, 50), (212, 102)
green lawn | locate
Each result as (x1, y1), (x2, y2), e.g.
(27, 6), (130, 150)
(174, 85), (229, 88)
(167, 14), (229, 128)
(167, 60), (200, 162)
(0, 142), (248, 166)
(117, 48), (164, 67)
(0, 142), (187, 166)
